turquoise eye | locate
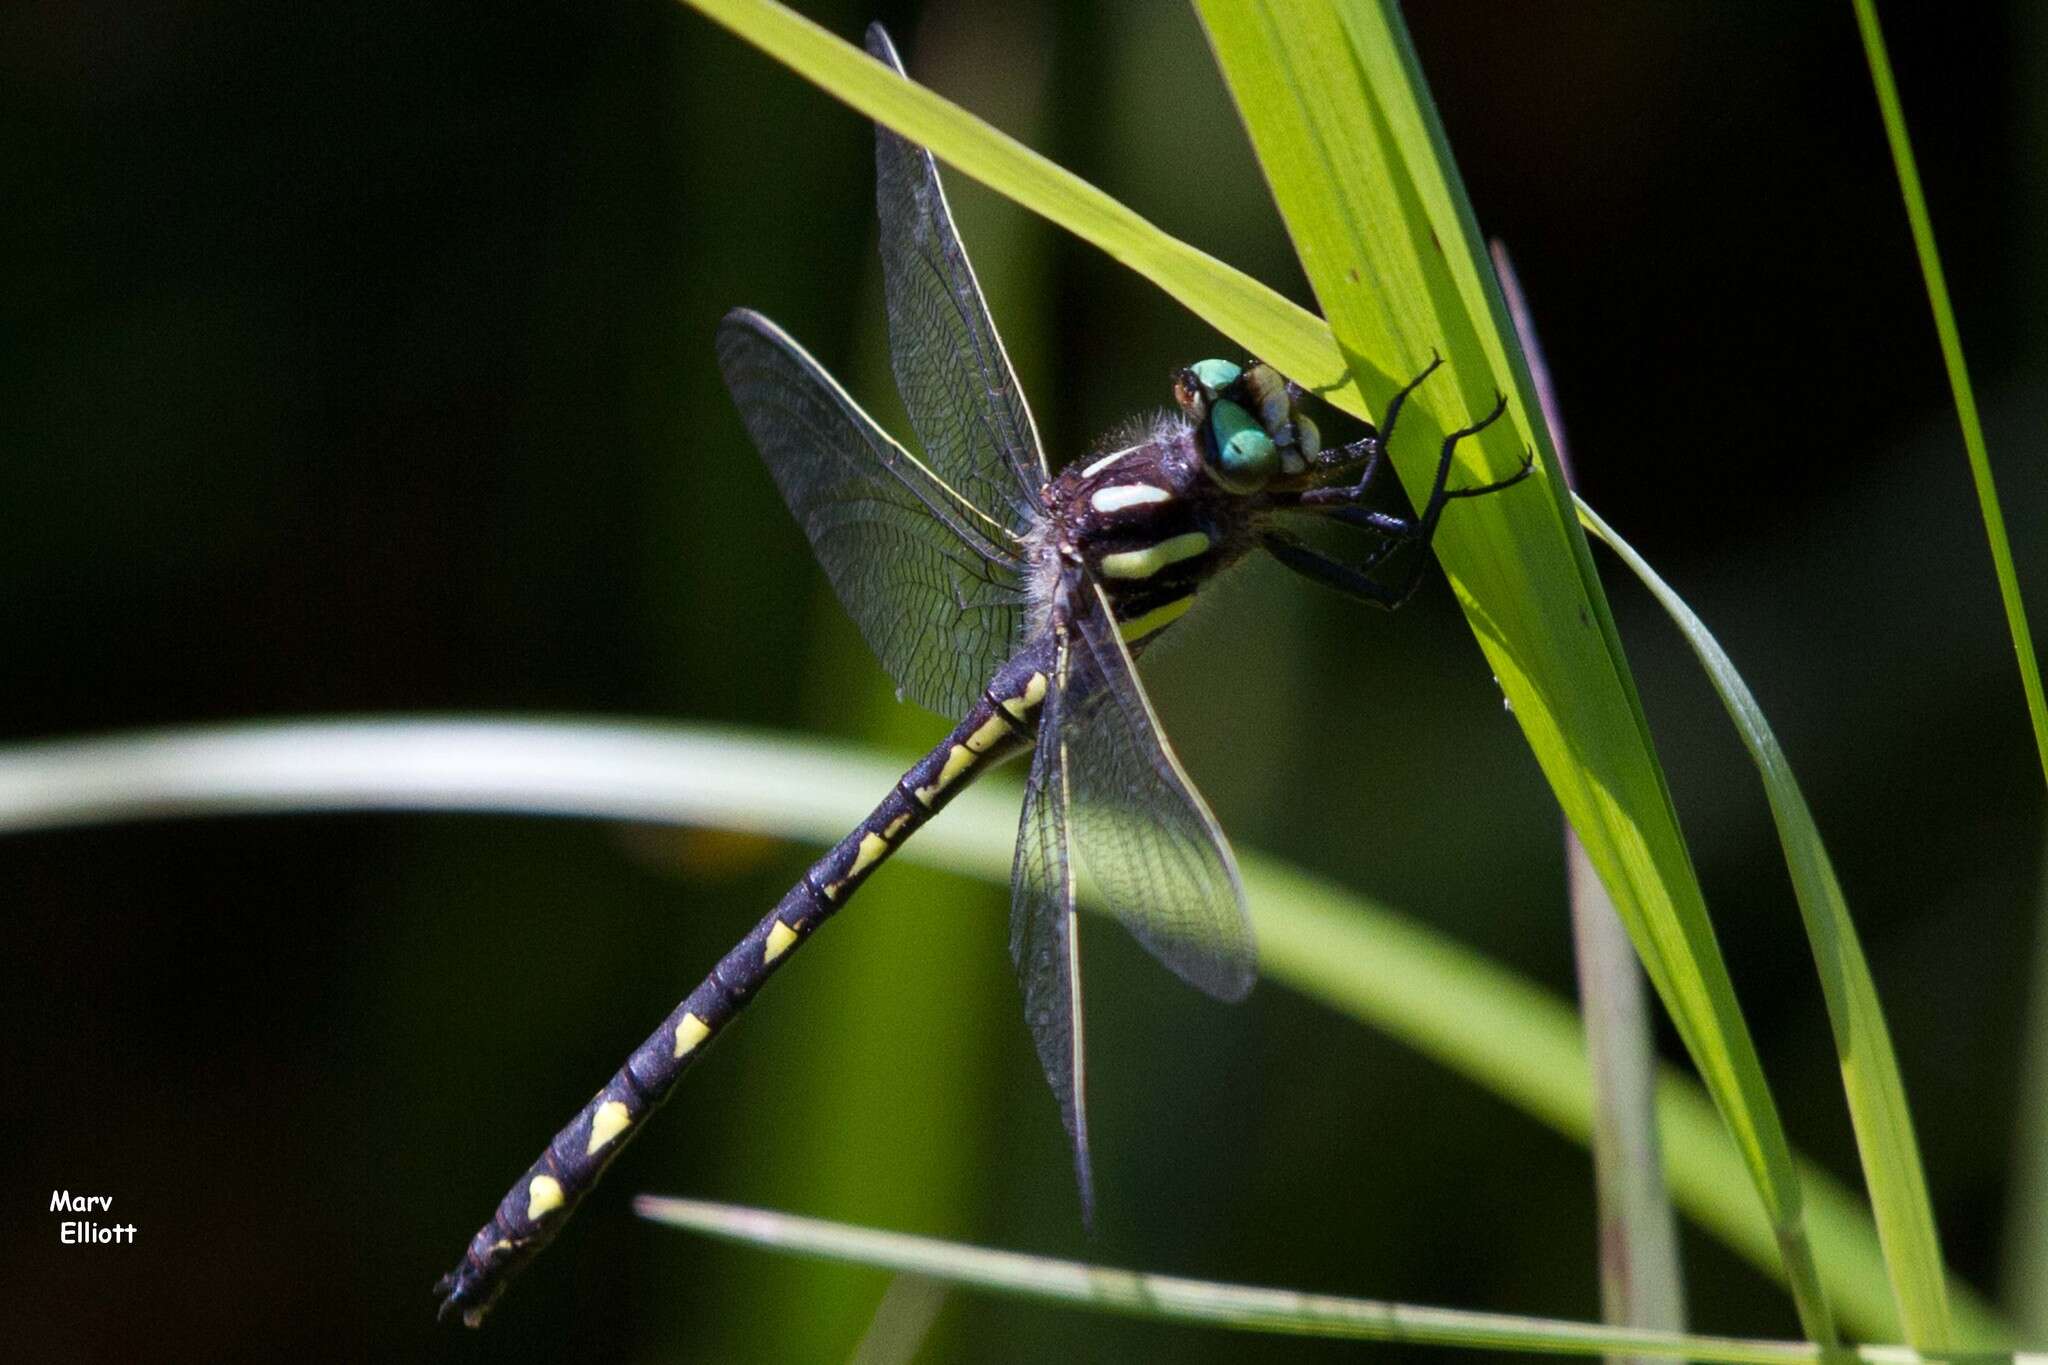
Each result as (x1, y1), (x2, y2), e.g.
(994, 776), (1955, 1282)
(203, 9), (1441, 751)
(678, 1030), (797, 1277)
(1190, 358), (1243, 393)
(1205, 399), (1278, 492)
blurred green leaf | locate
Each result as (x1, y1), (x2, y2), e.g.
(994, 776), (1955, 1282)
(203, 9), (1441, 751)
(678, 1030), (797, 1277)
(2005, 826), (2048, 1335)
(636, 1196), (1965, 1363)
(0, 718), (2003, 1342)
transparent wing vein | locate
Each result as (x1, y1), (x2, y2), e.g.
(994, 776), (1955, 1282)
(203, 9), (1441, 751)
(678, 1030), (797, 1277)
(1012, 631), (1094, 1222)
(868, 24), (1048, 528)
(716, 310), (1024, 719)
(1066, 584), (1256, 1002)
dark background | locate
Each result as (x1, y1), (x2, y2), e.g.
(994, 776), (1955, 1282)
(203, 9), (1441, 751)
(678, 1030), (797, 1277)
(4, 2), (2043, 1360)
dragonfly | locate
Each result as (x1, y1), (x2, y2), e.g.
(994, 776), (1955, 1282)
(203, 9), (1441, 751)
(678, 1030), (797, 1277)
(436, 23), (1531, 1327)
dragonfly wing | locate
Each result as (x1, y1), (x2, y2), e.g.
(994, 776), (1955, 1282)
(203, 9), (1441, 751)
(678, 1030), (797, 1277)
(866, 23), (1050, 529)
(716, 308), (1025, 720)
(1064, 583), (1257, 1002)
(1011, 629), (1094, 1224)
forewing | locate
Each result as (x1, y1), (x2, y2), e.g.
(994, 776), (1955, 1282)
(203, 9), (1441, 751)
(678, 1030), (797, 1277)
(1065, 585), (1257, 1002)
(716, 309), (1024, 720)
(1010, 631), (1095, 1223)
(866, 24), (1048, 530)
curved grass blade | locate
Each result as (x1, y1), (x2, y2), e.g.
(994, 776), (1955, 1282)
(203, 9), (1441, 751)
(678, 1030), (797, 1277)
(1581, 504), (1953, 1347)
(1850, 0), (2048, 794)
(637, 1198), (2004, 1364)
(1193, 0), (1833, 1344)
(682, 0), (1364, 415)
(1850, 11), (2047, 1334)
(1500, 238), (1686, 1348)
(0, 718), (2003, 1342)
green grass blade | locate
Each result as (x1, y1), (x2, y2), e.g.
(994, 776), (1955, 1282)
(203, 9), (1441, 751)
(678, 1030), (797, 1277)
(682, 0), (1365, 416)
(1499, 237), (1687, 1348)
(848, 1275), (948, 1365)
(2006, 827), (2048, 1333)
(1850, 0), (2048, 794)
(1850, 15), (2041, 1330)
(1581, 504), (1954, 1347)
(638, 1198), (1989, 1364)
(0, 718), (2004, 1342)
(1193, 0), (1832, 1343)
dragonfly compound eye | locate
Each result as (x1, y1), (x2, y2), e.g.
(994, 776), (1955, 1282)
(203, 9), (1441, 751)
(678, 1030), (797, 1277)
(1203, 398), (1279, 492)
(1189, 357), (1243, 393)
(1175, 358), (1242, 424)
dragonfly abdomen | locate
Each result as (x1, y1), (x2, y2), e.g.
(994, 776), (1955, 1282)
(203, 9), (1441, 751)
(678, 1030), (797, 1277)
(436, 644), (1054, 1326)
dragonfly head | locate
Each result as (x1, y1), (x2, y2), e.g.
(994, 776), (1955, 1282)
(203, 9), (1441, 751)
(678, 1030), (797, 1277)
(1174, 359), (1321, 495)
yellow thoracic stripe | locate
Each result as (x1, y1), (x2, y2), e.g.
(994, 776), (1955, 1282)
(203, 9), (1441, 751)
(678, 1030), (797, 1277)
(1117, 596), (1194, 642)
(1099, 531), (1210, 580)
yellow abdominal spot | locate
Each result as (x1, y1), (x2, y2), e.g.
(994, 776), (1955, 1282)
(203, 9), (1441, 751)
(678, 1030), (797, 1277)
(849, 831), (889, 875)
(1118, 596), (1194, 643)
(1001, 671), (1049, 720)
(916, 743), (976, 804)
(1099, 531), (1211, 580)
(673, 1012), (711, 1058)
(526, 1176), (565, 1221)
(964, 712), (1010, 754)
(586, 1101), (632, 1155)
(882, 813), (911, 839)
(764, 919), (800, 963)
(825, 830), (891, 900)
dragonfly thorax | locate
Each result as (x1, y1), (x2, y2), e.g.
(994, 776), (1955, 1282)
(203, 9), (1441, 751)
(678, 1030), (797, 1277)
(1031, 357), (1325, 650)
(1034, 413), (1263, 648)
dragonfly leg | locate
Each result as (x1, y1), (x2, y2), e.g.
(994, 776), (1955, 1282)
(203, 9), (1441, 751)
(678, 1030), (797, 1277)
(1260, 528), (1418, 610)
(1301, 350), (1442, 497)
(1268, 395), (1530, 610)
(1378, 350), (1444, 453)
(1409, 392), (1527, 539)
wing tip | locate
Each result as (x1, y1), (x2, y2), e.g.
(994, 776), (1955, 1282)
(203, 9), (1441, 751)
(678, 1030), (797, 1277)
(1213, 960), (1258, 1004)
(864, 22), (902, 71)
(717, 305), (767, 335)
(715, 309), (804, 372)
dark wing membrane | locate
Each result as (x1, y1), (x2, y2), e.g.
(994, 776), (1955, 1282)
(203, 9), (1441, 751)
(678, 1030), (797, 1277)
(866, 24), (1048, 531)
(1065, 584), (1257, 1002)
(717, 309), (1025, 720)
(1011, 631), (1095, 1223)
